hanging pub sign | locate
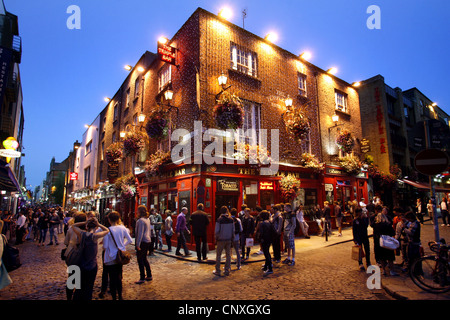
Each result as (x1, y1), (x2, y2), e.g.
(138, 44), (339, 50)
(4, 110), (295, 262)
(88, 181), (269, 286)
(157, 41), (177, 66)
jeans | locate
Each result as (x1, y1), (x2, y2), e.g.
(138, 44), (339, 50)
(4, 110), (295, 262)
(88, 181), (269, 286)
(357, 238), (372, 266)
(272, 234), (282, 261)
(39, 228), (47, 244)
(73, 266), (98, 301)
(165, 233), (172, 251)
(48, 226), (58, 244)
(176, 232), (189, 255)
(136, 241), (152, 280)
(194, 234), (208, 260)
(104, 263), (123, 300)
(262, 241), (272, 271)
(232, 239), (241, 268)
(215, 240), (231, 274)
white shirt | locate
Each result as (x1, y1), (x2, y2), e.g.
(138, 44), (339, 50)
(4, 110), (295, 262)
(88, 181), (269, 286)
(17, 215), (26, 228)
(103, 225), (132, 265)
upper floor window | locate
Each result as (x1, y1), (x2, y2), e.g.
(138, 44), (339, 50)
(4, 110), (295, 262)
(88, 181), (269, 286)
(238, 100), (261, 145)
(134, 77), (141, 97)
(158, 64), (172, 92)
(298, 73), (307, 97)
(230, 42), (257, 77)
(85, 140), (92, 155)
(335, 90), (348, 113)
(84, 166), (91, 188)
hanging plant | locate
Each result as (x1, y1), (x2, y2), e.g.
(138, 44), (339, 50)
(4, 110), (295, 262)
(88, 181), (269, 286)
(145, 110), (169, 140)
(285, 112), (310, 142)
(114, 173), (137, 199)
(279, 175), (301, 202)
(335, 129), (355, 153)
(122, 129), (147, 157)
(299, 153), (325, 172)
(336, 155), (362, 175)
(232, 142), (271, 165)
(213, 92), (245, 130)
(105, 142), (123, 163)
(145, 150), (172, 177)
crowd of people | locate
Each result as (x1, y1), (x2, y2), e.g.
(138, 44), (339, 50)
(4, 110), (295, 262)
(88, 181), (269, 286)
(0, 194), (448, 299)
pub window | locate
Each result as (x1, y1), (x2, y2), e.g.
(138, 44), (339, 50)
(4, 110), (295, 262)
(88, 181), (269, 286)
(238, 100), (261, 145)
(335, 90), (348, 113)
(158, 64), (172, 92)
(126, 88), (131, 107)
(298, 73), (307, 97)
(113, 103), (119, 121)
(230, 42), (258, 77)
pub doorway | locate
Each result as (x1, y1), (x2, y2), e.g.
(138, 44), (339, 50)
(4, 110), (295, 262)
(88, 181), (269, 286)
(215, 194), (239, 219)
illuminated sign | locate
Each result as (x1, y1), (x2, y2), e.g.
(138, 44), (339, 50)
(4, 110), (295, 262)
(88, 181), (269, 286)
(157, 42), (177, 66)
(260, 182), (274, 190)
(69, 172), (78, 181)
(0, 137), (21, 163)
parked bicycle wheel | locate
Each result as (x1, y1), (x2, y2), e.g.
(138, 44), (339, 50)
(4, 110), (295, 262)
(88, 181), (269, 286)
(410, 256), (450, 293)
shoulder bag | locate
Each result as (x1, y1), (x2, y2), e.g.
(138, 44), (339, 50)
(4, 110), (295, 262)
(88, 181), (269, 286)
(1, 234), (21, 272)
(109, 228), (131, 265)
(379, 234), (399, 250)
(65, 232), (85, 266)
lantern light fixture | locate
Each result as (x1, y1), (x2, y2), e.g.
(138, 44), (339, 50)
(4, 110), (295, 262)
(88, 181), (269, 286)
(164, 89), (174, 101)
(218, 72), (228, 86)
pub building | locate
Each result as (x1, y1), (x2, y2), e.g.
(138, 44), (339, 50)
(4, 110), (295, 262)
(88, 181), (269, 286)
(96, 7), (368, 249)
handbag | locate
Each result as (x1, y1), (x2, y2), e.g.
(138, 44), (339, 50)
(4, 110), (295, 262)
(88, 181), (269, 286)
(351, 245), (365, 261)
(109, 228), (131, 265)
(379, 235), (399, 250)
(1, 235), (21, 272)
(245, 237), (254, 248)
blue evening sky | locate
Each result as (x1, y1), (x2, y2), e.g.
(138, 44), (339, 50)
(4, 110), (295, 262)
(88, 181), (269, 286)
(5, 0), (450, 189)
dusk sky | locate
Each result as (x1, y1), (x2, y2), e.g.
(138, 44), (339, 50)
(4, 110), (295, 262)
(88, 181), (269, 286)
(5, 0), (450, 190)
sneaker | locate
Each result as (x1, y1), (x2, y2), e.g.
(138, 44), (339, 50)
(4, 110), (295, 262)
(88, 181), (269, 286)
(135, 280), (145, 284)
(224, 271), (230, 276)
(213, 270), (221, 276)
(390, 271), (399, 276)
(263, 270), (273, 276)
(282, 258), (290, 264)
(288, 260), (295, 266)
(359, 264), (365, 271)
(145, 276), (153, 281)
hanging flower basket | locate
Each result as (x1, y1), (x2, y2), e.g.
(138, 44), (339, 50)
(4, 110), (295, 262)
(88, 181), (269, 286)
(123, 130), (147, 157)
(336, 155), (362, 175)
(299, 153), (325, 172)
(213, 93), (244, 130)
(145, 110), (169, 140)
(145, 150), (172, 177)
(114, 173), (137, 199)
(105, 142), (123, 163)
(279, 175), (301, 202)
(285, 112), (310, 142)
(232, 142), (271, 165)
(336, 129), (355, 153)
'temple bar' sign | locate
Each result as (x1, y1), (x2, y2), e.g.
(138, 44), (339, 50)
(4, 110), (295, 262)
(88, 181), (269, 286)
(157, 42), (177, 66)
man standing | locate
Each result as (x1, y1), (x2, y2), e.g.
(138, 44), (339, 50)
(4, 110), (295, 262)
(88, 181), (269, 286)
(175, 207), (191, 256)
(440, 197), (449, 227)
(214, 206), (235, 276)
(15, 210), (27, 245)
(190, 203), (210, 261)
(321, 201), (332, 237)
(282, 203), (296, 266)
(271, 204), (283, 263)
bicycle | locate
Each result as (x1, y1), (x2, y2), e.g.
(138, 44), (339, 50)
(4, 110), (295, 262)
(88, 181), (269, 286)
(409, 239), (450, 293)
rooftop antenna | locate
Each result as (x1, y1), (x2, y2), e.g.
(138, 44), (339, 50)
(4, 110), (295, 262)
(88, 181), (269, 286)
(242, 8), (247, 29)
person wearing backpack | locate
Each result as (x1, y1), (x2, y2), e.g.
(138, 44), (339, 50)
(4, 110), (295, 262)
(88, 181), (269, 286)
(71, 215), (109, 300)
(230, 208), (242, 270)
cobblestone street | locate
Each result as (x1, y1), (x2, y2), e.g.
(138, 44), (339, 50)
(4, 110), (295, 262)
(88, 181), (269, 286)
(0, 226), (390, 301)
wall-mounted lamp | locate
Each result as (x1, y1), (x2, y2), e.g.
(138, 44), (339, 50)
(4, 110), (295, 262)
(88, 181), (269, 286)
(332, 112), (339, 123)
(73, 140), (81, 150)
(285, 97), (293, 108)
(137, 66), (145, 73)
(164, 89), (174, 101)
(218, 7), (233, 20)
(299, 51), (312, 61)
(158, 36), (169, 44)
(264, 32), (278, 43)
(352, 82), (361, 87)
(124, 65), (132, 71)
(104, 97), (111, 102)
(120, 131), (126, 138)
(218, 72), (228, 86)
(327, 67), (338, 75)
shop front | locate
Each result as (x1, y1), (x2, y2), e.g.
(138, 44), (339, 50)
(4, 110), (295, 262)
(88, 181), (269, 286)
(136, 161), (326, 250)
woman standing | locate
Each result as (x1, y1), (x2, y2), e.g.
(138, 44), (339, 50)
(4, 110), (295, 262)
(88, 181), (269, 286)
(71, 216), (109, 300)
(134, 205), (153, 284)
(102, 211), (132, 300)
(164, 210), (174, 252)
(373, 207), (398, 276)
(257, 210), (275, 275)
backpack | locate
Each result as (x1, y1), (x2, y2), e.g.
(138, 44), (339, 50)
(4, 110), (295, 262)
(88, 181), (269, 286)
(1, 234), (21, 272)
(232, 217), (242, 235)
(65, 232), (86, 267)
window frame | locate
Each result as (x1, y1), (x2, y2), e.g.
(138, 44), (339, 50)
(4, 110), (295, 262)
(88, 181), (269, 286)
(335, 90), (348, 113)
(230, 42), (258, 78)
